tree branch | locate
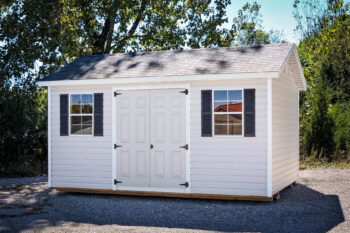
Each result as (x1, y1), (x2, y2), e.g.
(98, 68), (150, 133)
(105, 0), (120, 54)
(113, 0), (147, 51)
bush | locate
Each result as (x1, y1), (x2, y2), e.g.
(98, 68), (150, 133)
(331, 103), (350, 157)
(0, 86), (47, 177)
(303, 83), (335, 159)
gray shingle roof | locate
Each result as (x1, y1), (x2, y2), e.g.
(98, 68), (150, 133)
(41, 43), (295, 82)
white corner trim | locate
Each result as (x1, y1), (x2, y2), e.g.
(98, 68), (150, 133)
(267, 78), (272, 197)
(47, 87), (52, 187)
(37, 72), (280, 87)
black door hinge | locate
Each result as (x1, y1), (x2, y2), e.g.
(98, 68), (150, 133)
(114, 179), (122, 185)
(179, 89), (188, 95)
(114, 91), (122, 97)
(114, 144), (122, 149)
(179, 144), (189, 150)
(179, 182), (189, 188)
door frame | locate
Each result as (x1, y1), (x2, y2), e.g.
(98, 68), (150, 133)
(111, 83), (191, 193)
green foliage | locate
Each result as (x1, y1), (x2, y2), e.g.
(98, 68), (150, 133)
(0, 0), (285, 177)
(295, 0), (350, 160)
(303, 82), (334, 158)
(0, 84), (47, 177)
(331, 103), (350, 155)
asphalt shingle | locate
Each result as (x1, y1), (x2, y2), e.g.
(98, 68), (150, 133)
(41, 43), (294, 82)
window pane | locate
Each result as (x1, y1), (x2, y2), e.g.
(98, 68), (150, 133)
(214, 102), (228, 112)
(71, 125), (81, 134)
(82, 104), (93, 114)
(81, 125), (92, 134)
(215, 125), (228, 135)
(214, 90), (227, 101)
(82, 116), (92, 124)
(229, 124), (242, 135)
(227, 101), (242, 112)
(82, 94), (93, 104)
(228, 114), (242, 124)
(70, 105), (81, 114)
(71, 116), (81, 124)
(228, 90), (242, 100)
(214, 115), (227, 124)
(71, 94), (81, 104)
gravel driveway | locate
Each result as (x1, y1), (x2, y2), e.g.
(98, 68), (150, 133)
(0, 169), (349, 233)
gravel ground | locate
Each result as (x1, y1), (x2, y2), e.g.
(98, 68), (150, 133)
(0, 169), (349, 233)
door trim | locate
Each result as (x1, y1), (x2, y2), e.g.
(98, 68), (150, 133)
(111, 84), (191, 193)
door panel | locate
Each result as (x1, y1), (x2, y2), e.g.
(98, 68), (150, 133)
(116, 90), (150, 187)
(115, 88), (187, 189)
(149, 89), (187, 188)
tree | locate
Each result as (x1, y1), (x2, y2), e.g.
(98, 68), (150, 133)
(0, 0), (285, 176)
(232, 2), (286, 45)
(295, 0), (350, 158)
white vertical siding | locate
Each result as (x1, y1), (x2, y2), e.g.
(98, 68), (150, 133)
(50, 86), (112, 189)
(271, 72), (299, 195)
(190, 80), (268, 196)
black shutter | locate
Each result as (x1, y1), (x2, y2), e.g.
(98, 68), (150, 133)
(201, 90), (212, 137)
(244, 89), (255, 137)
(60, 94), (69, 136)
(94, 93), (103, 136)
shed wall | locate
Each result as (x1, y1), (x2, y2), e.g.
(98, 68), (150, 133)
(50, 86), (112, 189)
(50, 79), (268, 196)
(271, 72), (299, 195)
(189, 80), (268, 196)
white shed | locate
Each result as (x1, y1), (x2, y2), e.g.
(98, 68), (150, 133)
(39, 43), (306, 201)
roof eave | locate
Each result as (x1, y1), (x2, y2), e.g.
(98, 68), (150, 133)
(37, 72), (280, 87)
(278, 43), (307, 91)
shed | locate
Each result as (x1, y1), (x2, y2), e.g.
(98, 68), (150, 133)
(38, 43), (306, 201)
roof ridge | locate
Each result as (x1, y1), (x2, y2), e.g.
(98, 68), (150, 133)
(80, 43), (294, 58)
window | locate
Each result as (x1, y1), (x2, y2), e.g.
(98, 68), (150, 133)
(70, 94), (93, 135)
(213, 90), (243, 136)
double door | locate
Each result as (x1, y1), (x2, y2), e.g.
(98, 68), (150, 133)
(115, 89), (187, 188)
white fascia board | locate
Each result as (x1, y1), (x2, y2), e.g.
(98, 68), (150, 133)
(37, 72), (279, 87)
(294, 50), (307, 91)
(279, 44), (307, 91)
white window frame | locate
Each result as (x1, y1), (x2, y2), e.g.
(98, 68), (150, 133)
(69, 93), (94, 136)
(212, 89), (244, 137)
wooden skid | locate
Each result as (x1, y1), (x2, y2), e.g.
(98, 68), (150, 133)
(53, 187), (273, 202)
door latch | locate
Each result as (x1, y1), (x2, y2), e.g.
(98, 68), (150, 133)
(114, 144), (122, 149)
(114, 179), (122, 185)
(179, 182), (189, 188)
(179, 144), (189, 150)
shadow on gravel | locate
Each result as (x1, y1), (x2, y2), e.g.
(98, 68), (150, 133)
(0, 183), (345, 233)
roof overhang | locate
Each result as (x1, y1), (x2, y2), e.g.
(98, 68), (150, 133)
(38, 72), (280, 87)
(279, 44), (307, 91)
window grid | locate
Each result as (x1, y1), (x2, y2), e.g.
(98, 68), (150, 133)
(213, 90), (243, 136)
(69, 94), (94, 136)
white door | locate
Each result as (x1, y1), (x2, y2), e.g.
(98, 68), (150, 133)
(116, 90), (150, 187)
(115, 89), (187, 189)
(149, 89), (187, 188)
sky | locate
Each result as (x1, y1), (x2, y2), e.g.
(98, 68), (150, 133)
(225, 0), (299, 43)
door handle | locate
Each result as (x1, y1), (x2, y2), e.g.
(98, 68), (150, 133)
(150, 144), (154, 149)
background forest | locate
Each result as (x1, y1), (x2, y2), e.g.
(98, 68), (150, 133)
(0, 0), (349, 177)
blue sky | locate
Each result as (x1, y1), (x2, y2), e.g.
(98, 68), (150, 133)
(225, 0), (299, 43)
